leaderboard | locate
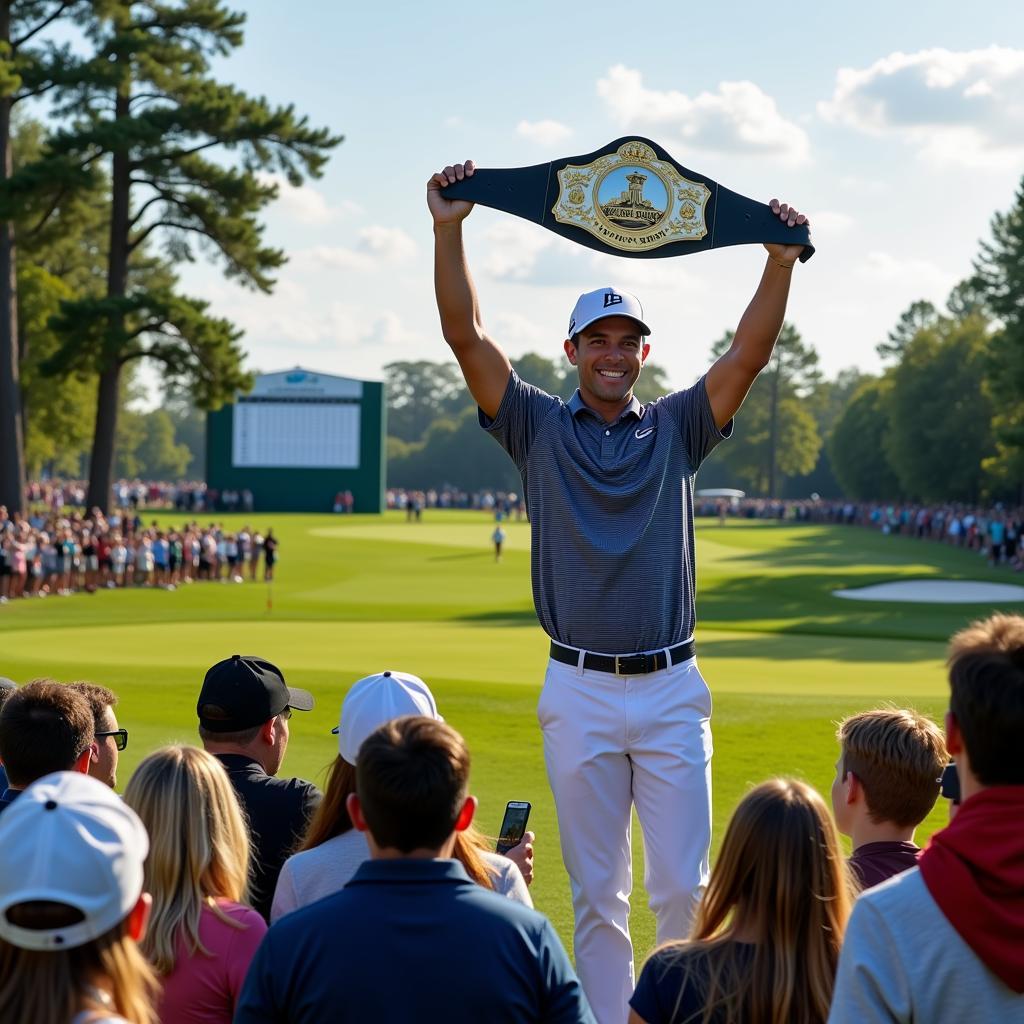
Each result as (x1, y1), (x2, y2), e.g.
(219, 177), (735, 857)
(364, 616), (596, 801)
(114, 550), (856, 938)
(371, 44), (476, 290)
(231, 370), (363, 469)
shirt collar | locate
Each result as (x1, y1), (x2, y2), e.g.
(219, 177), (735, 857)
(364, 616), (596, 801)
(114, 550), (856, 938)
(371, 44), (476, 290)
(211, 753), (266, 776)
(347, 858), (473, 886)
(567, 390), (642, 424)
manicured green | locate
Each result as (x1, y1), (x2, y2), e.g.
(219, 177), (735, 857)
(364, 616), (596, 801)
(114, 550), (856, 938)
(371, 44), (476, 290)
(2, 512), (1020, 967)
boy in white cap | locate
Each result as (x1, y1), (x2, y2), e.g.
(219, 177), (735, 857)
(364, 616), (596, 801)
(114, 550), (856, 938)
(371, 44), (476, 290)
(0, 771), (157, 1023)
(429, 160), (808, 1024)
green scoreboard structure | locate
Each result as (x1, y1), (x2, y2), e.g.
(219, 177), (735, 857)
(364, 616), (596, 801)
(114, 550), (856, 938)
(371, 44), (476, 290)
(206, 367), (385, 513)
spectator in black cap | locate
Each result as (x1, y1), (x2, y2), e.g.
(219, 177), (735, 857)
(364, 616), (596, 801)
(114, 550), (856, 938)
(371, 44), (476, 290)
(198, 654), (319, 921)
(0, 680), (94, 815)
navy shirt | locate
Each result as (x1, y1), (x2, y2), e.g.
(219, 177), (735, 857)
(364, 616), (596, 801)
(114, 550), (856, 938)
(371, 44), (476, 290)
(236, 858), (595, 1024)
(212, 754), (320, 922)
(631, 942), (756, 1024)
(482, 372), (730, 653)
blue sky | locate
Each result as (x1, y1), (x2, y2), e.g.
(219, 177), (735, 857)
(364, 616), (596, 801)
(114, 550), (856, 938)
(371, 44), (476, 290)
(169, 0), (1024, 393)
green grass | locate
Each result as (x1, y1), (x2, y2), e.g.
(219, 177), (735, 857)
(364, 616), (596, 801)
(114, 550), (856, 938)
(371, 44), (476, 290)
(2, 512), (1021, 966)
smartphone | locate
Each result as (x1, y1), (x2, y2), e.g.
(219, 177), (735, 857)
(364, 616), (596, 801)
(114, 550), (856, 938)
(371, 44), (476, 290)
(496, 800), (531, 855)
(940, 762), (960, 804)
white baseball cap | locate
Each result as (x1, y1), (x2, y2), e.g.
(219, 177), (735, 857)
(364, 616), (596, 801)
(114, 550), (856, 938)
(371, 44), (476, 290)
(567, 286), (651, 339)
(0, 772), (148, 951)
(332, 670), (443, 765)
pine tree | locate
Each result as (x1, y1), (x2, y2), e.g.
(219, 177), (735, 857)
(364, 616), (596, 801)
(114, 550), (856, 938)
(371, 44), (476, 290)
(0, 1), (90, 512)
(975, 175), (1024, 499)
(44, 0), (340, 511)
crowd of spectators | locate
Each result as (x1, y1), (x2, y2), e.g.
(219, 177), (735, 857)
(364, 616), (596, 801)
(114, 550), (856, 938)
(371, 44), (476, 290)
(0, 614), (1020, 1022)
(0, 504), (279, 602)
(386, 487), (527, 519)
(696, 497), (1024, 570)
(27, 479), (255, 514)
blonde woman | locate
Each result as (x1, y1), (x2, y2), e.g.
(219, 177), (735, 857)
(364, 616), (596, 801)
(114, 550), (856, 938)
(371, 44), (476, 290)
(630, 779), (854, 1024)
(0, 772), (159, 1024)
(124, 746), (267, 1024)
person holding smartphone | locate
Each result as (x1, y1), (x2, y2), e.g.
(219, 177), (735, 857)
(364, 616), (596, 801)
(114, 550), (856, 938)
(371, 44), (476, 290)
(429, 160), (808, 1024)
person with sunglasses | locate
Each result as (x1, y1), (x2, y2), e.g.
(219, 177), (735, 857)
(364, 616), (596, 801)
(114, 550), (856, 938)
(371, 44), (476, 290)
(68, 681), (126, 790)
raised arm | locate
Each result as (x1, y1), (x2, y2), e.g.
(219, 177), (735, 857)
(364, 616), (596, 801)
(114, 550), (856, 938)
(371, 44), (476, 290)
(428, 161), (512, 419)
(704, 200), (809, 430)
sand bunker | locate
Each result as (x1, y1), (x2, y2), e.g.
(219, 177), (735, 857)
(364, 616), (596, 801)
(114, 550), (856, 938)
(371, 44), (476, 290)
(833, 580), (1024, 604)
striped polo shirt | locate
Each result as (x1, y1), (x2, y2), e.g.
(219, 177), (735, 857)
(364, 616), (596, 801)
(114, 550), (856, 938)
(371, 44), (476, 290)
(481, 370), (731, 654)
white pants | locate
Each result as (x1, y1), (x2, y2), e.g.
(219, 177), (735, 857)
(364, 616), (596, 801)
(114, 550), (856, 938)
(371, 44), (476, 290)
(538, 654), (713, 1024)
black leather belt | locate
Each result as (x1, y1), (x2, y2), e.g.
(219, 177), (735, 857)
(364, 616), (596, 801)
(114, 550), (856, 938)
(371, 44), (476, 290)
(549, 639), (696, 676)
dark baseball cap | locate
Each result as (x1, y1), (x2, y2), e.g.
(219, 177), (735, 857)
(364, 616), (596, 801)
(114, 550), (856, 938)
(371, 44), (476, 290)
(197, 655), (314, 733)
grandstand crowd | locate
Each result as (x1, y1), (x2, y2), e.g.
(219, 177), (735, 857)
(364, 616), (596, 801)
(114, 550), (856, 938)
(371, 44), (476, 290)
(0, 504), (279, 602)
(0, 613), (1020, 1023)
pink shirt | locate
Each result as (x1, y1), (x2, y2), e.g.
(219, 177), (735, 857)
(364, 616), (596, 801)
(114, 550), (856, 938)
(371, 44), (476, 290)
(158, 899), (267, 1024)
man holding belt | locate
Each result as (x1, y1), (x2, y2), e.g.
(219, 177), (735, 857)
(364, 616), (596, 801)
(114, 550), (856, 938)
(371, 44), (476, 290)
(428, 158), (807, 1024)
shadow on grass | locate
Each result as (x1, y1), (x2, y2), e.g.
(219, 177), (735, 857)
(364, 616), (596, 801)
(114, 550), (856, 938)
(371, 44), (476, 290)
(714, 523), (1010, 577)
(457, 607), (538, 626)
(699, 632), (943, 663)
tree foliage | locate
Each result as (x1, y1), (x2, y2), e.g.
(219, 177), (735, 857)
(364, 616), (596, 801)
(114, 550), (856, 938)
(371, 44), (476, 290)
(975, 174), (1024, 497)
(706, 323), (823, 496)
(883, 315), (995, 502)
(876, 300), (940, 363)
(829, 378), (902, 500)
(30, 0), (340, 510)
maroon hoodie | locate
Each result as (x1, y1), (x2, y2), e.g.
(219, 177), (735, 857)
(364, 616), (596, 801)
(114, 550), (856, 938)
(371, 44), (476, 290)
(918, 786), (1024, 993)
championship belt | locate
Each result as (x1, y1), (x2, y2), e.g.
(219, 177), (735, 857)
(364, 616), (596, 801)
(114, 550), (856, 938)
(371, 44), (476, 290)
(442, 137), (814, 262)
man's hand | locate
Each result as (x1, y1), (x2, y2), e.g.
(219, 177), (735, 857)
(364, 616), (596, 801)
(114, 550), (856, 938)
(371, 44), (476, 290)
(427, 161), (476, 226)
(763, 199), (809, 268)
(503, 829), (535, 886)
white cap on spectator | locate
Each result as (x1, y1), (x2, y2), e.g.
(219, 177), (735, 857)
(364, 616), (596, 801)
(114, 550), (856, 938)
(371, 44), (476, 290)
(333, 671), (443, 765)
(0, 772), (148, 951)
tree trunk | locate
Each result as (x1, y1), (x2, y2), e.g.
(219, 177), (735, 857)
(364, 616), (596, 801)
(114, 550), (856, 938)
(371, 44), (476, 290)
(0, 4), (25, 514)
(86, 87), (132, 513)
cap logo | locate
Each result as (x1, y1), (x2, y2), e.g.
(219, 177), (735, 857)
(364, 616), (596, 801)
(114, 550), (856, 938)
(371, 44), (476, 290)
(603, 293), (623, 308)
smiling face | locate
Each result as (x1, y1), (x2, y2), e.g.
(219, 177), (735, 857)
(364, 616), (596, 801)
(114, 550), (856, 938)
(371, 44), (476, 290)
(564, 315), (651, 420)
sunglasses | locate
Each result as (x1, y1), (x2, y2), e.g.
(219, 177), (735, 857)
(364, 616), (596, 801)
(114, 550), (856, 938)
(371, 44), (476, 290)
(95, 728), (128, 751)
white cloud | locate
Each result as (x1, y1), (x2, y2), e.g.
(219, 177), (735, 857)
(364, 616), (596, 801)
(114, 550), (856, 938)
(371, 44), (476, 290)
(596, 65), (810, 164)
(257, 172), (356, 224)
(587, 251), (700, 293)
(856, 251), (954, 293)
(290, 226), (417, 275)
(516, 119), (572, 146)
(356, 226), (417, 263)
(492, 311), (551, 350)
(808, 210), (854, 233)
(296, 245), (373, 273)
(818, 46), (1024, 166)
(481, 220), (555, 281)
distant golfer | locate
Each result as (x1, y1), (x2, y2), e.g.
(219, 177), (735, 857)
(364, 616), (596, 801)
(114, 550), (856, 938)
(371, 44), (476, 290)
(429, 159), (808, 1024)
(492, 523), (506, 562)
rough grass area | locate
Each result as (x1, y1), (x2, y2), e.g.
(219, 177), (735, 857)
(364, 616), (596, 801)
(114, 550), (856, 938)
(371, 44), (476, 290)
(3, 512), (1020, 964)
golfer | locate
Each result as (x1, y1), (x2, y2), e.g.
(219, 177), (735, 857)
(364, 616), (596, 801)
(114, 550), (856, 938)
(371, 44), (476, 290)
(428, 159), (807, 1024)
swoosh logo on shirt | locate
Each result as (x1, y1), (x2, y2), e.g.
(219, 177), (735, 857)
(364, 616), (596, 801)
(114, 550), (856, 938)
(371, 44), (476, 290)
(635, 427), (655, 439)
